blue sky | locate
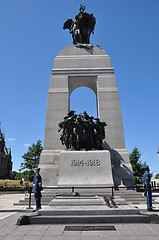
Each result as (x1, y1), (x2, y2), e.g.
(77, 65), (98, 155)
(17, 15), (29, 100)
(0, 0), (159, 175)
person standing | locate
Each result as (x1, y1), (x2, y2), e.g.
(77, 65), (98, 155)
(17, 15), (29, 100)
(32, 167), (43, 210)
(19, 178), (23, 186)
(24, 179), (29, 196)
(143, 166), (152, 211)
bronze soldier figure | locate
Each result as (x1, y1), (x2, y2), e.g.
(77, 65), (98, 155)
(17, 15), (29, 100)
(58, 110), (107, 151)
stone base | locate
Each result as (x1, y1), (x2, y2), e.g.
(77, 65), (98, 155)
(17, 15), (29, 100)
(39, 150), (61, 187)
(57, 150), (113, 191)
(49, 196), (106, 206)
(111, 148), (135, 189)
(39, 148), (134, 189)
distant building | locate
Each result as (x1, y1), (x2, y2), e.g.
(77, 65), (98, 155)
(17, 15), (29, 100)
(0, 130), (12, 179)
(151, 178), (159, 189)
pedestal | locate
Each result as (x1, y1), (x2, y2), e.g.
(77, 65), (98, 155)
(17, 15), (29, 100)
(57, 150), (113, 194)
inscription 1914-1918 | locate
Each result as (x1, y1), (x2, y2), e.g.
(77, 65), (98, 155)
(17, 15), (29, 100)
(71, 159), (101, 167)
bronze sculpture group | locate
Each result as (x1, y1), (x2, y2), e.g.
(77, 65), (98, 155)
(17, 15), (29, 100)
(63, 4), (96, 47)
(61, 5), (106, 150)
(58, 111), (107, 151)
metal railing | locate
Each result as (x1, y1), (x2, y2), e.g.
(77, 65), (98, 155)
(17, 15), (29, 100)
(26, 186), (33, 209)
(43, 185), (137, 198)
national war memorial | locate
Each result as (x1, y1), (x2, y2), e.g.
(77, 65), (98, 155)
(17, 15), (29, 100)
(39, 5), (134, 191)
(17, 5), (155, 225)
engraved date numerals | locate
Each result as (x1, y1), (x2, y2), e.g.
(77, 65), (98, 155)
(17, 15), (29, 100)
(71, 159), (100, 167)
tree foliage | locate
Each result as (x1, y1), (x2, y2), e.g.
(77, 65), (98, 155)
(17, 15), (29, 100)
(11, 171), (18, 180)
(155, 173), (159, 179)
(14, 171), (33, 181)
(129, 147), (147, 185)
(19, 140), (43, 181)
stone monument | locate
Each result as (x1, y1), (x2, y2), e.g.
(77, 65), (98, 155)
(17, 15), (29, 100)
(39, 5), (134, 190)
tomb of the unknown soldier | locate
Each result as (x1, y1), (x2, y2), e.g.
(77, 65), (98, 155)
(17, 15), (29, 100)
(16, 5), (157, 225)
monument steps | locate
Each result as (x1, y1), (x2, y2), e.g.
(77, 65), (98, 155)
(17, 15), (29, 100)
(114, 191), (155, 204)
(49, 196), (106, 206)
(29, 214), (150, 224)
(18, 196), (155, 224)
(33, 196), (150, 224)
(14, 190), (150, 206)
(13, 197), (154, 206)
(38, 206), (140, 216)
(114, 192), (144, 197)
(14, 202), (47, 206)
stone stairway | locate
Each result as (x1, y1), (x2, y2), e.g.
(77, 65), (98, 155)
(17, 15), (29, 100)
(14, 189), (148, 206)
(114, 190), (147, 204)
(14, 194), (53, 206)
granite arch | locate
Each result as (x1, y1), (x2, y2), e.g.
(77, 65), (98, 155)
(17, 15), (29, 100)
(39, 45), (134, 188)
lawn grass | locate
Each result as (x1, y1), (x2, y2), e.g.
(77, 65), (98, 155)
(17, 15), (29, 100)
(0, 179), (33, 187)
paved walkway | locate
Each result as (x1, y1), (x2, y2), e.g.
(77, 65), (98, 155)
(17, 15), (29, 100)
(0, 213), (159, 240)
(0, 194), (26, 210)
(0, 193), (159, 239)
(0, 194), (27, 220)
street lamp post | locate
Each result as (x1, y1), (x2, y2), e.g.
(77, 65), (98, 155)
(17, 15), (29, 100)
(158, 146), (159, 161)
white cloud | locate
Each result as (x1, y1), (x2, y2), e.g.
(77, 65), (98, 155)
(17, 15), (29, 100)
(8, 138), (16, 141)
(23, 144), (31, 147)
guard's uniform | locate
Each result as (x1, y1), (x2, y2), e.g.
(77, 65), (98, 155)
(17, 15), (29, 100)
(143, 170), (152, 210)
(32, 173), (43, 210)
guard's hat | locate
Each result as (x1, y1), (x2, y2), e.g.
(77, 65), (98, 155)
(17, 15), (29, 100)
(34, 167), (40, 172)
(145, 165), (149, 170)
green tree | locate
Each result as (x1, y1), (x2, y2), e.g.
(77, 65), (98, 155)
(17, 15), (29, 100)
(19, 140), (43, 181)
(14, 172), (22, 180)
(14, 171), (32, 181)
(11, 171), (18, 180)
(129, 147), (147, 185)
(155, 173), (159, 179)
